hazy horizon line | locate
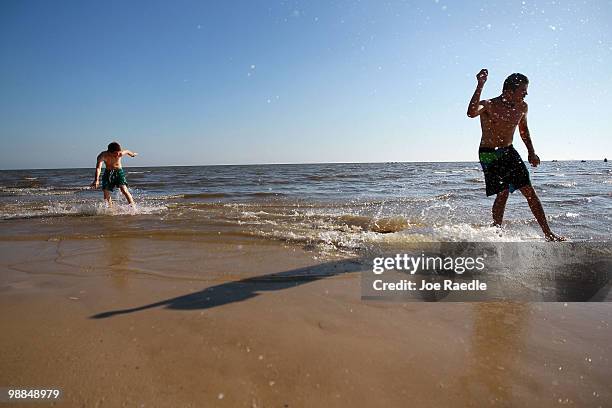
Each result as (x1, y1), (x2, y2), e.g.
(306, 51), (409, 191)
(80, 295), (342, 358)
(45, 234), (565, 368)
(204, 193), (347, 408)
(1, 158), (606, 171)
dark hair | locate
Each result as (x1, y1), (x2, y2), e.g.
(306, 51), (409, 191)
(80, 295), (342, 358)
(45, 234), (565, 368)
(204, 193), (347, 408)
(503, 73), (529, 92)
(107, 142), (121, 152)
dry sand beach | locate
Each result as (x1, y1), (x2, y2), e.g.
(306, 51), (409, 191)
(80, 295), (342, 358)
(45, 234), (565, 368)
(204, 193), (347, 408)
(1, 231), (611, 407)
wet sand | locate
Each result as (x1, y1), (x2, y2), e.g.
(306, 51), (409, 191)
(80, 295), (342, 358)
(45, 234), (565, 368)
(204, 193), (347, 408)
(1, 235), (611, 407)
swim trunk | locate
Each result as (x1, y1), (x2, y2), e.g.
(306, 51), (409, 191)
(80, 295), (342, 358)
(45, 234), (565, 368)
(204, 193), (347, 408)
(478, 145), (531, 196)
(101, 168), (128, 191)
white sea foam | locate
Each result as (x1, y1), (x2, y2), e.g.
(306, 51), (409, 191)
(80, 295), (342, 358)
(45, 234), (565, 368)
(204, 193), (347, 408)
(1, 201), (167, 220)
(431, 224), (540, 242)
(542, 181), (577, 188)
(0, 186), (90, 196)
(547, 212), (580, 220)
(1, 187), (53, 195)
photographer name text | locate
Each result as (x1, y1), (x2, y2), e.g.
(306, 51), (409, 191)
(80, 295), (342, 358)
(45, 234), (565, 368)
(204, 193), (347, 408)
(372, 279), (487, 291)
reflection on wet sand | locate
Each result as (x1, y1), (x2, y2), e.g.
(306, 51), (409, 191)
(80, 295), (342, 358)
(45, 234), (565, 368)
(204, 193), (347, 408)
(462, 303), (530, 406)
(105, 237), (131, 289)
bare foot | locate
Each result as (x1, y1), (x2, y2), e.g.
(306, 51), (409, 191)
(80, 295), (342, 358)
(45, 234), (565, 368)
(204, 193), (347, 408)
(545, 233), (566, 242)
(490, 223), (504, 238)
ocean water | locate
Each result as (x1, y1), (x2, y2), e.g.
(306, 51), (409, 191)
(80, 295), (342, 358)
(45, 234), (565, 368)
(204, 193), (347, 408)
(1, 162), (610, 255)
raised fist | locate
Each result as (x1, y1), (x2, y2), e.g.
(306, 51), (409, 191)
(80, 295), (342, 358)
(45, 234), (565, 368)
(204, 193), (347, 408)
(476, 69), (488, 85)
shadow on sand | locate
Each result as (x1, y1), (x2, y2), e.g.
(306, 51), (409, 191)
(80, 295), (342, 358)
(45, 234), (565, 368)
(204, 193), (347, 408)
(91, 259), (365, 319)
(91, 243), (611, 319)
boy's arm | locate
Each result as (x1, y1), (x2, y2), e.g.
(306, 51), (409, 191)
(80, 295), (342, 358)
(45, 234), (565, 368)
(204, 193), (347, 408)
(467, 69), (488, 118)
(91, 153), (104, 188)
(519, 104), (540, 167)
(121, 150), (138, 158)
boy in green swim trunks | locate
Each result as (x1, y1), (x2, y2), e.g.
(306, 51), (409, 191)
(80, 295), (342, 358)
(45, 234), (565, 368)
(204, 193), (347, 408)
(467, 69), (564, 241)
(91, 142), (138, 206)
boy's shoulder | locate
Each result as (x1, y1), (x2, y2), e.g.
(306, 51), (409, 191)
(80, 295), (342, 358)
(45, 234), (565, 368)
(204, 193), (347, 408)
(480, 98), (496, 107)
(477, 98), (493, 114)
(487, 96), (501, 105)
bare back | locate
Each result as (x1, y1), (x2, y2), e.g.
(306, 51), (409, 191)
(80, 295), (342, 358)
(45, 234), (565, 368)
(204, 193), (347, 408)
(98, 151), (126, 169)
(478, 97), (527, 148)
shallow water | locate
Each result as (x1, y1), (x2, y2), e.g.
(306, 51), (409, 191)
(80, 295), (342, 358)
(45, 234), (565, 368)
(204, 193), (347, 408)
(1, 161), (610, 254)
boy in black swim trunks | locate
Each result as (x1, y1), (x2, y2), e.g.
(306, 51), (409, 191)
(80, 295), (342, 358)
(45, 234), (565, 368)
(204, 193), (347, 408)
(90, 142), (138, 206)
(467, 69), (564, 241)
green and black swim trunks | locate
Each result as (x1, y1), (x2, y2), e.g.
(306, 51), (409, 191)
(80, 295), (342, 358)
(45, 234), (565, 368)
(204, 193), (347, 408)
(101, 168), (128, 191)
(478, 144), (531, 196)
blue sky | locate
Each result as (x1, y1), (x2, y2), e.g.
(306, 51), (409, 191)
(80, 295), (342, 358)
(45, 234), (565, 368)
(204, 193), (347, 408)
(1, 0), (610, 169)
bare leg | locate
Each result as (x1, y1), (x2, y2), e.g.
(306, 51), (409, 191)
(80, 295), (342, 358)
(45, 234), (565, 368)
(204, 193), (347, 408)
(492, 189), (509, 227)
(119, 185), (135, 205)
(519, 185), (565, 241)
(103, 189), (113, 207)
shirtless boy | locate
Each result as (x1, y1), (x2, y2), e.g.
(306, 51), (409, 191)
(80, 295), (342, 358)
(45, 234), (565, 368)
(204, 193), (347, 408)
(467, 69), (564, 241)
(90, 142), (138, 206)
